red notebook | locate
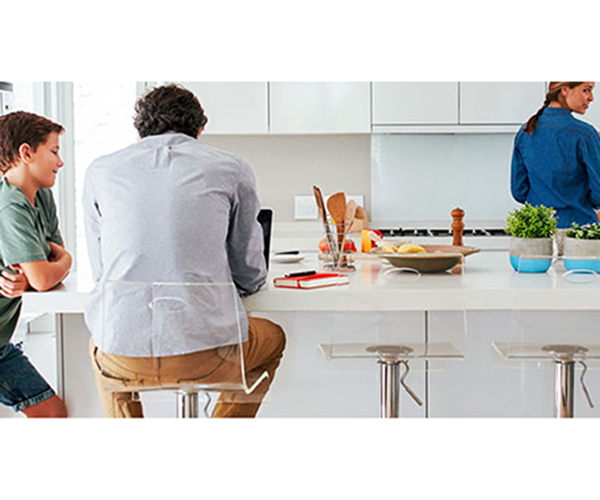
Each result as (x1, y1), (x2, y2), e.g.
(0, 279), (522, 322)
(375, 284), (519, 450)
(273, 273), (349, 289)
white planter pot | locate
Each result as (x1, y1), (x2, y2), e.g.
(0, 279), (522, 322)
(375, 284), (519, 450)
(509, 237), (553, 273)
(563, 237), (600, 272)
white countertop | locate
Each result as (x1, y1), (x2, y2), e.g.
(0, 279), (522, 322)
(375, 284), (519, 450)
(21, 250), (600, 315)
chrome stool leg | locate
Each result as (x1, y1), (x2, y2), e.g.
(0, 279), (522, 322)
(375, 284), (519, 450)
(542, 344), (595, 418)
(371, 346), (424, 419)
(555, 360), (575, 418)
(177, 390), (199, 418)
(379, 360), (401, 418)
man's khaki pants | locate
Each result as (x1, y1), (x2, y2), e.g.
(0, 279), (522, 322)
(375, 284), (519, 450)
(90, 317), (286, 418)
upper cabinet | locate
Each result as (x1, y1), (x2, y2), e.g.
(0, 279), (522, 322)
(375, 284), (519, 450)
(371, 82), (546, 133)
(372, 82), (458, 125)
(179, 82), (370, 135)
(180, 82), (268, 134)
(176, 81), (563, 135)
(459, 82), (545, 125)
(269, 82), (371, 134)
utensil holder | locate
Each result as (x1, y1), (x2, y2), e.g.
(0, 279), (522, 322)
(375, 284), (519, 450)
(323, 219), (356, 272)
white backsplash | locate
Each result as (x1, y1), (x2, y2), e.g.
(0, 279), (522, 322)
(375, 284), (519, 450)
(371, 134), (521, 223)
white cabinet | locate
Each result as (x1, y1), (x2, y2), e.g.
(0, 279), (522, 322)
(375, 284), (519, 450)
(179, 82), (268, 134)
(459, 82), (545, 125)
(371, 82), (546, 133)
(269, 82), (370, 134)
(372, 82), (459, 125)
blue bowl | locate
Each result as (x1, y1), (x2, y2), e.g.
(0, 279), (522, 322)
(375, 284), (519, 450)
(563, 258), (600, 273)
(509, 255), (552, 273)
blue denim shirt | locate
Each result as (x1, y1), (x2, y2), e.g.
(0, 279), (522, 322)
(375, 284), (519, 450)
(511, 107), (600, 228)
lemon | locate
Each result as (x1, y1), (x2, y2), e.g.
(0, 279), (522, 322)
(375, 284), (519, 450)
(398, 243), (427, 254)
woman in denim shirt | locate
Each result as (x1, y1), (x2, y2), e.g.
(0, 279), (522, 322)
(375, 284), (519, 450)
(511, 82), (600, 229)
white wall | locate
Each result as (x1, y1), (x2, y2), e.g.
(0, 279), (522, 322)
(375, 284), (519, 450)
(198, 134), (372, 222)
(371, 133), (520, 224)
(199, 133), (521, 226)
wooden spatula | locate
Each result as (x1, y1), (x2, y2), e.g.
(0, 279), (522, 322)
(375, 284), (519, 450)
(326, 192), (346, 224)
(343, 200), (357, 236)
(339, 199), (357, 265)
(313, 185), (339, 263)
(327, 192), (347, 253)
(355, 205), (367, 220)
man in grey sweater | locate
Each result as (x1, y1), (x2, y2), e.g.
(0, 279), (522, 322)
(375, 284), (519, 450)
(82, 84), (285, 418)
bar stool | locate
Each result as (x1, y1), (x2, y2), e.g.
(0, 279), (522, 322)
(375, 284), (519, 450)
(100, 280), (269, 418)
(105, 376), (268, 418)
(493, 342), (598, 418)
(106, 384), (208, 418)
(319, 341), (463, 418)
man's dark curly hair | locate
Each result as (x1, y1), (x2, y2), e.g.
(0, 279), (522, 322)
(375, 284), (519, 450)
(134, 84), (208, 138)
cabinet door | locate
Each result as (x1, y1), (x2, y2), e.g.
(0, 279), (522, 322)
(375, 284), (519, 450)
(372, 82), (459, 125)
(460, 82), (545, 125)
(179, 82), (268, 134)
(269, 82), (370, 134)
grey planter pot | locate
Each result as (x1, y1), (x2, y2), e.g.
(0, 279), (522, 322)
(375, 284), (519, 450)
(563, 237), (600, 272)
(509, 237), (553, 273)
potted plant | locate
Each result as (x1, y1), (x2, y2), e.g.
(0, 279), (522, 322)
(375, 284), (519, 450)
(505, 203), (557, 273)
(563, 222), (600, 272)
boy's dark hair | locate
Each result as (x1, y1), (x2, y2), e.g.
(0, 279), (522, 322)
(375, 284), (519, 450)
(0, 111), (65, 173)
(134, 84), (209, 138)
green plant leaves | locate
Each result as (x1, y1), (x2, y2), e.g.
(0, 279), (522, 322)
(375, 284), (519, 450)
(505, 203), (558, 238)
(565, 222), (600, 240)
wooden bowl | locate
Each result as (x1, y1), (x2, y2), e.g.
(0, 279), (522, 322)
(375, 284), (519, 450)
(381, 252), (463, 273)
(375, 245), (479, 273)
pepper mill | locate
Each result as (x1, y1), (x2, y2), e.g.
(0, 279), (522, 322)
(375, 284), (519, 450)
(451, 207), (465, 247)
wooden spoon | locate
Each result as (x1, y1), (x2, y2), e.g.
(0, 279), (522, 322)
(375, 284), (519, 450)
(355, 205), (367, 220)
(327, 192), (347, 255)
(326, 192), (346, 224)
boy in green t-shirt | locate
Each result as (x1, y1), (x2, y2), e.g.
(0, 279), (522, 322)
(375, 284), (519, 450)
(0, 111), (72, 418)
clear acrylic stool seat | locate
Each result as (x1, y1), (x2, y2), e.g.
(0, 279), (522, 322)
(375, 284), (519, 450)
(319, 342), (463, 418)
(493, 342), (599, 418)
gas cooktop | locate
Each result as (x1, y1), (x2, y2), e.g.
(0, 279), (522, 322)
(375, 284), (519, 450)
(378, 227), (508, 237)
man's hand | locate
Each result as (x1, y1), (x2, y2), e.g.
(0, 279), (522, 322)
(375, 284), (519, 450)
(0, 266), (30, 298)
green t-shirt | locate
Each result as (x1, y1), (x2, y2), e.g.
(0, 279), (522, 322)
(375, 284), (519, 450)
(0, 178), (63, 348)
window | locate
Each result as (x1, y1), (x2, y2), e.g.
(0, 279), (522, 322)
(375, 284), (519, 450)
(11, 82), (45, 113)
(72, 82), (139, 278)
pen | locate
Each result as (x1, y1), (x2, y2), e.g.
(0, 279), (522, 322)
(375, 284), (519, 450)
(285, 270), (317, 278)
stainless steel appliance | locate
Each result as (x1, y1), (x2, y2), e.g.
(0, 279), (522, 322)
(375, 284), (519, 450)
(0, 82), (13, 115)
(376, 226), (509, 250)
(377, 227), (507, 238)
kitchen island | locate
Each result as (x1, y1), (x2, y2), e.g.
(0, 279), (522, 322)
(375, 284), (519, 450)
(21, 250), (600, 417)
